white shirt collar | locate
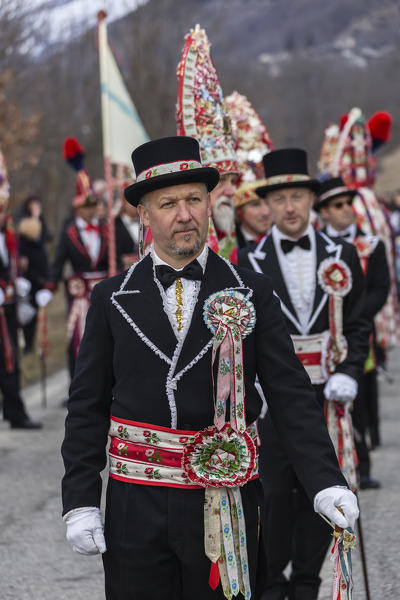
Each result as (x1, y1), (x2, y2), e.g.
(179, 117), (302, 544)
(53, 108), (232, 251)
(326, 222), (356, 241)
(240, 226), (257, 243)
(75, 216), (99, 229)
(152, 244), (208, 273)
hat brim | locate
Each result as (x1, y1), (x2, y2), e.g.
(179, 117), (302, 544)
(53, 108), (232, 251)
(124, 167), (220, 207)
(256, 179), (321, 198)
(314, 188), (358, 211)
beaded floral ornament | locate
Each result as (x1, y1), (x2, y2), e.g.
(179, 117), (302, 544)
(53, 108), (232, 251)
(317, 258), (358, 491)
(225, 91), (273, 209)
(318, 258), (351, 374)
(176, 24), (239, 175)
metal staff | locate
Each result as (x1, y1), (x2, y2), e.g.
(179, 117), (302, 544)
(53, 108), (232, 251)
(355, 493), (371, 600)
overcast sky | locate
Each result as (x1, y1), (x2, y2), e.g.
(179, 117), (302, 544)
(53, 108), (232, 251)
(32, 0), (147, 43)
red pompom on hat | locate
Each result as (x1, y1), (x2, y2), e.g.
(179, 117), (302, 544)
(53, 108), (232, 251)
(368, 111), (392, 143)
(63, 137), (84, 160)
(339, 114), (348, 131)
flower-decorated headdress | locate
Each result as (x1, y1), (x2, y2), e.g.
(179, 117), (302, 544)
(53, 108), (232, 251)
(225, 91), (273, 208)
(318, 107), (392, 189)
(176, 24), (239, 175)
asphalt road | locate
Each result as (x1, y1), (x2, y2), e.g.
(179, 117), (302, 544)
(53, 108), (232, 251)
(0, 350), (399, 599)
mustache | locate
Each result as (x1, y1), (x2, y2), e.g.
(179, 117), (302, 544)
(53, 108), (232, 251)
(172, 226), (199, 234)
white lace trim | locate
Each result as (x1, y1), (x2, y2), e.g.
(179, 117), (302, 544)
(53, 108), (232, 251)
(111, 260), (172, 365)
(219, 255), (245, 287)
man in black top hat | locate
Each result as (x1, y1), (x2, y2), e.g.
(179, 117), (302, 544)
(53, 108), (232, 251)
(238, 150), (370, 600)
(316, 176), (390, 490)
(61, 137), (359, 600)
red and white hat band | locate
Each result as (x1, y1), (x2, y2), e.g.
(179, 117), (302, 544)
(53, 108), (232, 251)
(136, 159), (202, 182)
(318, 186), (352, 203)
(264, 174), (311, 186)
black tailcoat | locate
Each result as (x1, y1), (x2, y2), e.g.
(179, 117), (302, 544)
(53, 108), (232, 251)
(18, 235), (49, 297)
(62, 249), (346, 514)
(49, 221), (111, 285)
(115, 216), (139, 257)
(0, 249), (29, 423)
(238, 230), (370, 382)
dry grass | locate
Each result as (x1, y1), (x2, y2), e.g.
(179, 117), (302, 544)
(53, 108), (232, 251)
(20, 290), (69, 387)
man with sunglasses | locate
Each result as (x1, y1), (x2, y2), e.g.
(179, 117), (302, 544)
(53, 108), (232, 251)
(316, 176), (390, 490)
(238, 150), (370, 600)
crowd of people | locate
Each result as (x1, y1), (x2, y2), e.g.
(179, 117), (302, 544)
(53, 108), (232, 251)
(1, 23), (399, 600)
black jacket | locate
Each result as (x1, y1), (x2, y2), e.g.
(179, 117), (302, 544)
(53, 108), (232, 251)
(356, 231), (389, 320)
(62, 250), (347, 514)
(238, 229), (370, 382)
(49, 221), (111, 285)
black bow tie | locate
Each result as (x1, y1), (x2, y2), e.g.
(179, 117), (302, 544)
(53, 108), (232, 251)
(337, 231), (352, 240)
(155, 260), (203, 290)
(280, 235), (311, 254)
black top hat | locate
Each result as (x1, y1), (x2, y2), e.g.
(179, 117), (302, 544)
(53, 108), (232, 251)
(314, 176), (357, 211)
(124, 136), (220, 206)
(256, 148), (320, 197)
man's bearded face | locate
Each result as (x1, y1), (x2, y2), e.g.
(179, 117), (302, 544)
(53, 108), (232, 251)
(212, 195), (235, 234)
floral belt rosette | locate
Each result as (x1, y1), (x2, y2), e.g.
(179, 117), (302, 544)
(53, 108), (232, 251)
(182, 290), (257, 600)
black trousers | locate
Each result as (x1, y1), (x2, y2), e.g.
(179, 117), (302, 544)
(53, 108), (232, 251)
(103, 478), (262, 600)
(1, 304), (29, 423)
(258, 410), (331, 600)
(352, 369), (380, 478)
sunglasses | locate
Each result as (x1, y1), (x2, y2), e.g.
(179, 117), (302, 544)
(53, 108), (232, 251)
(331, 198), (353, 210)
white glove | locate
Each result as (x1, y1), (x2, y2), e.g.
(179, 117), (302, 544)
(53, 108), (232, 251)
(0, 288), (4, 306)
(35, 289), (53, 308)
(314, 486), (359, 530)
(64, 507), (106, 555)
(15, 276), (31, 298)
(324, 373), (358, 403)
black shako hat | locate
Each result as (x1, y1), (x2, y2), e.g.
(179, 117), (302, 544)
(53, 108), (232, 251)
(124, 136), (220, 206)
(256, 148), (320, 197)
(314, 176), (358, 211)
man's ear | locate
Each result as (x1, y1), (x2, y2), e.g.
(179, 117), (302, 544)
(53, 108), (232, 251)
(137, 202), (150, 228)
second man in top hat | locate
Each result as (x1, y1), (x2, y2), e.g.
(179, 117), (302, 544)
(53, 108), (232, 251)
(239, 148), (370, 600)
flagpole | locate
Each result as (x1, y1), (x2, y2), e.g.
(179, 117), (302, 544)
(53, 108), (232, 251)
(98, 9), (117, 276)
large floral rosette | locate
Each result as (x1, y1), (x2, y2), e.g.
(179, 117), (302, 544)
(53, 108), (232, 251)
(182, 290), (256, 599)
(182, 423), (256, 488)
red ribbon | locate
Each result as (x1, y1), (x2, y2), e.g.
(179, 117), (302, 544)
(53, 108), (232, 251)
(208, 561), (220, 590)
